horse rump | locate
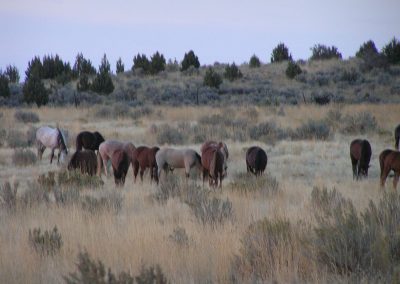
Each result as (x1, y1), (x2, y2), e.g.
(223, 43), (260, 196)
(68, 150), (98, 176)
(112, 149), (130, 186)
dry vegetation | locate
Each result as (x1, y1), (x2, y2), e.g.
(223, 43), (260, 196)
(0, 103), (399, 283)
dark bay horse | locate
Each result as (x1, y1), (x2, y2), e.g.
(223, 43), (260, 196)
(132, 146), (160, 183)
(379, 149), (400, 189)
(246, 146), (268, 176)
(201, 143), (227, 188)
(68, 150), (98, 176)
(76, 131), (105, 152)
(395, 124), (400, 151)
(155, 148), (202, 182)
(350, 139), (372, 180)
(111, 149), (130, 186)
(36, 126), (68, 164)
(97, 140), (136, 180)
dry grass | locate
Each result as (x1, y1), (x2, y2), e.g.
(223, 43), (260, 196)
(0, 104), (399, 283)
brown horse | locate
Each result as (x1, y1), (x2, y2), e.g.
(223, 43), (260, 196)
(76, 131), (105, 152)
(350, 139), (372, 180)
(201, 144), (227, 188)
(97, 140), (136, 180)
(132, 146), (160, 183)
(111, 149), (130, 186)
(380, 149), (400, 189)
(67, 150), (98, 176)
(395, 124), (400, 151)
(201, 141), (229, 160)
(246, 146), (268, 176)
(155, 148), (202, 182)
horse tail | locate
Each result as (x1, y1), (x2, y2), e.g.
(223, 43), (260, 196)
(210, 150), (217, 178)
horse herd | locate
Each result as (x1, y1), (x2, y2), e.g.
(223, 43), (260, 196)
(35, 127), (267, 188)
(35, 124), (400, 189)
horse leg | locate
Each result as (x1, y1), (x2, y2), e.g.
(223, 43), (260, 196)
(393, 172), (399, 190)
(50, 148), (55, 164)
(103, 158), (109, 176)
(381, 166), (391, 188)
(134, 162), (139, 183)
(140, 166), (145, 183)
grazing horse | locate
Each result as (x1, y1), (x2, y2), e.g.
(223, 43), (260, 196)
(201, 144), (227, 188)
(68, 150), (97, 176)
(350, 139), (372, 180)
(395, 124), (400, 151)
(97, 140), (136, 179)
(132, 146), (160, 183)
(155, 148), (202, 182)
(246, 146), (268, 176)
(76, 131), (105, 152)
(201, 141), (229, 160)
(111, 150), (130, 186)
(36, 126), (68, 164)
(379, 149), (400, 189)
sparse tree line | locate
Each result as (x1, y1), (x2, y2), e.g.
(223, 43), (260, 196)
(0, 37), (399, 106)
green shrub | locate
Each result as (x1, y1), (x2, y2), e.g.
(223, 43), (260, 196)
(12, 148), (37, 166)
(132, 53), (150, 73)
(224, 63), (243, 81)
(203, 67), (222, 89)
(286, 60), (302, 79)
(25, 56), (43, 80)
(356, 40), (378, 58)
(91, 54), (114, 95)
(80, 192), (123, 214)
(28, 226), (63, 257)
(310, 44), (342, 60)
(72, 53), (96, 78)
(271, 43), (292, 63)
(248, 121), (283, 143)
(382, 37), (400, 64)
(249, 54), (261, 68)
(181, 50), (200, 71)
(14, 110), (39, 123)
(116, 57), (124, 74)
(0, 71), (10, 98)
(168, 226), (190, 247)
(23, 74), (48, 107)
(5, 65), (20, 83)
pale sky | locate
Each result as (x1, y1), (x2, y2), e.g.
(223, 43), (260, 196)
(1, 0), (399, 77)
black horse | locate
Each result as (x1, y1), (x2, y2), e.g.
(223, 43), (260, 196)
(246, 146), (268, 176)
(350, 139), (372, 180)
(76, 131), (105, 152)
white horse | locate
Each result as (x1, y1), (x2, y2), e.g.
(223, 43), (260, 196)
(36, 126), (68, 164)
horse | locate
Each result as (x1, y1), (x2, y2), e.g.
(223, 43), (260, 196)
(395, 124), (400, 151)
(201, 144), (227, 188)
(111, 149), (130, 186)
(201, 141), (229, 160)
(76, 131), (105, 152)
(349, 139), (372, 180)
(246, 146), (268, 176)
(68, 150), (97, 176)
(379, 149), (400, 189)
(97, 140), (136, 180)
(36, 126), (68, 164)
(155, 148), (202, 182)
(132, 146), (160, 183)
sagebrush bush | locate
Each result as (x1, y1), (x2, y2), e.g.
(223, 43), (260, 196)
(229, 172), (279, 196)
(14, 110), (39, 123)
(21, 182), (50, 207)
(7, 129), (29, 148)
(248, 121), (284, 144)
(169, 226), (190, 247)
(203, 67), (223, 89)
(292, 120), (331, 140)
(156, 124), (185, 145)
(80, 192), (123, 214)
(224, 63), (243, 82)
(29, 226), (63, 257)
(286, 60), (302, 79)
(58, 170), (104, 189)
(0, 181), (18, 211)
(339, 111), (377, 134)
(12, 148), (37, 166)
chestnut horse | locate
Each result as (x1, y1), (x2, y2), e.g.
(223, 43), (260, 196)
(395, 124), (400, 151)
(132, 146), (160, 183)
(68, 150), (97, 176)
(201, 143), (227, 188)
(155, 148), (202, 182)
(350, 139), (372, 180)
(97, 140), (136, 180)
(76, 131), (105, 152)
(380, 149), (400, 189)
(201, 141), (229, 160)
(246, 146), (268, 176)
(111, 149), (130, 186)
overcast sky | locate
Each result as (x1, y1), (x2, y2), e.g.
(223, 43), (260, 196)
(1, 0), (399, 77)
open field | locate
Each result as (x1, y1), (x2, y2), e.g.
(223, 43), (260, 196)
(0, 103), (400, 283)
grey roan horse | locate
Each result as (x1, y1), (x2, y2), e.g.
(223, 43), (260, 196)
(36, 126), (68, 164)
